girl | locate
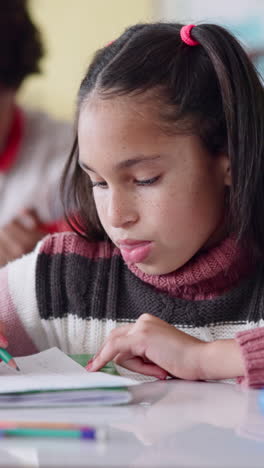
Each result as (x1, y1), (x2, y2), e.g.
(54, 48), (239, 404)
(0, 22), (264, 387)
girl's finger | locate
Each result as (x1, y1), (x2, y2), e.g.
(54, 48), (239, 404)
(87, 334), (168, 380)
(115, 355), (168, 380)
(85, 324), (132, 367)
(87, 335), (135, 371)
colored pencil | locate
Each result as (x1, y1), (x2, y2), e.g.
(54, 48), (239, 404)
(0, 348), (20, 372)
(0, 427), (106, 440)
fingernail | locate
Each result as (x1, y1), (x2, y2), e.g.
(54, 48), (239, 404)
(85, 359), (94, 371)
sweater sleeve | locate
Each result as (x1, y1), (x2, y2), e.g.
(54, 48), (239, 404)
(0, 239), (47, 357)
(235, 328), (264, 388)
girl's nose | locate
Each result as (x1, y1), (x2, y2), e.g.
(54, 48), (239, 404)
(108, 191), (138, 228)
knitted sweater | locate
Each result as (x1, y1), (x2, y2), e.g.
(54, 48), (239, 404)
(0, 107), (73, 226)
(1, 231), (264, 387)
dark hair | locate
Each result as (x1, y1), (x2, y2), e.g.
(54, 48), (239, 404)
(62, 22), (264, 258)
(0, 0), (44, 89)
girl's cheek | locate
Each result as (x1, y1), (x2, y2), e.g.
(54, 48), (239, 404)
(93, 194), (106, 216)
(95, 201), (111, 232)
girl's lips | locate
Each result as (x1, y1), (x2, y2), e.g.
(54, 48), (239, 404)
(119, 241), (152, 263)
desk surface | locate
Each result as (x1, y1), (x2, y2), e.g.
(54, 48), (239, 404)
(0, 379), (264, 467)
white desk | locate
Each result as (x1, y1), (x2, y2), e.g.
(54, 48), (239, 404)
(0, 380), (263, 467)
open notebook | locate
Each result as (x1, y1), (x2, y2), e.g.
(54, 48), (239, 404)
(0, 347), (140, 407)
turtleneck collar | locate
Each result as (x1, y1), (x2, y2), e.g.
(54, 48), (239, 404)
(126, 236), (254, 300)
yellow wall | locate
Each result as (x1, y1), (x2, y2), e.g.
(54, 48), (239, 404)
(18, 0), (153, 120)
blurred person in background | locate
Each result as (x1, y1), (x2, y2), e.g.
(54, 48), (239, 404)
(0, 0), (72, 266)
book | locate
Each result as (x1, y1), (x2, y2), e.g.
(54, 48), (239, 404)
(0, 347), (140, 407)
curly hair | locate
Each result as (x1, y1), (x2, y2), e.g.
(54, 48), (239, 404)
(0, 0), (44, 89)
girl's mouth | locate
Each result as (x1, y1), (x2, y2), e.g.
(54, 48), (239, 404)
(119, 241), (152, 263)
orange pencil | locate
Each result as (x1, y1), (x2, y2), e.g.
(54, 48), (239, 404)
(0, 422), (93, 429)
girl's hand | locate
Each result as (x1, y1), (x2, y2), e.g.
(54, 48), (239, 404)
(86, 314), (205, 380)
(0, 322), (8, 349)
(0, 209), (45, 267)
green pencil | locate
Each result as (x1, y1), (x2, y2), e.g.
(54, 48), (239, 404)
(0, 427), (105, 440)
(0, 348), (20, 372)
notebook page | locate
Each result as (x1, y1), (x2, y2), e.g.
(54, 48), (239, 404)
(0, 348), (140, 393)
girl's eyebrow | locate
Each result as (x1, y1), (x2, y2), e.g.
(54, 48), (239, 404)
(79, 154), (161, 173)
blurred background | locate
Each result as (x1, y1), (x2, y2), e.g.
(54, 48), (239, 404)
(18, 0), (264, 121)
(18, 0), (153, 120)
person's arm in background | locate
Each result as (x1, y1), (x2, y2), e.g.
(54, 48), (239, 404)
(0, 209), (45, 267)
(0, 206), (71, 268)
(0, 114), (73, 267)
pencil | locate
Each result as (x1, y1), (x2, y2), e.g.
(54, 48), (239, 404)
(0, 348), (20, 372)
(0, 421), (94, 429)
(0, 427), (107, 441)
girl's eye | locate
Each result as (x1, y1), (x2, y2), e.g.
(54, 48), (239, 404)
(90, 175), (160, 188)
(136, 175), (160, 186)
(90, 181), (108, 188)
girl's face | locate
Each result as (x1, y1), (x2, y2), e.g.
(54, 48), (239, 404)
(78, 95), (230, 275)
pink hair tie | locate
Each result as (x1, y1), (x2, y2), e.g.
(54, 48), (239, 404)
(180, 24), (199, 46)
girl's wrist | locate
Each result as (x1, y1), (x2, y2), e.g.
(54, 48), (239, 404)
(198, 339), (245, 381)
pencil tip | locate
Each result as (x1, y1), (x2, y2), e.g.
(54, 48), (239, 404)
(16, 365), (20, 372)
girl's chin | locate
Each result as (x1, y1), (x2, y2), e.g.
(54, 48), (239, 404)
(135, 261), (179, 276)
(135, 252), (189, 275)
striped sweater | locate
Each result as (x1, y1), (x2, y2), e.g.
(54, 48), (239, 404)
(1, 231), (264, 387)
